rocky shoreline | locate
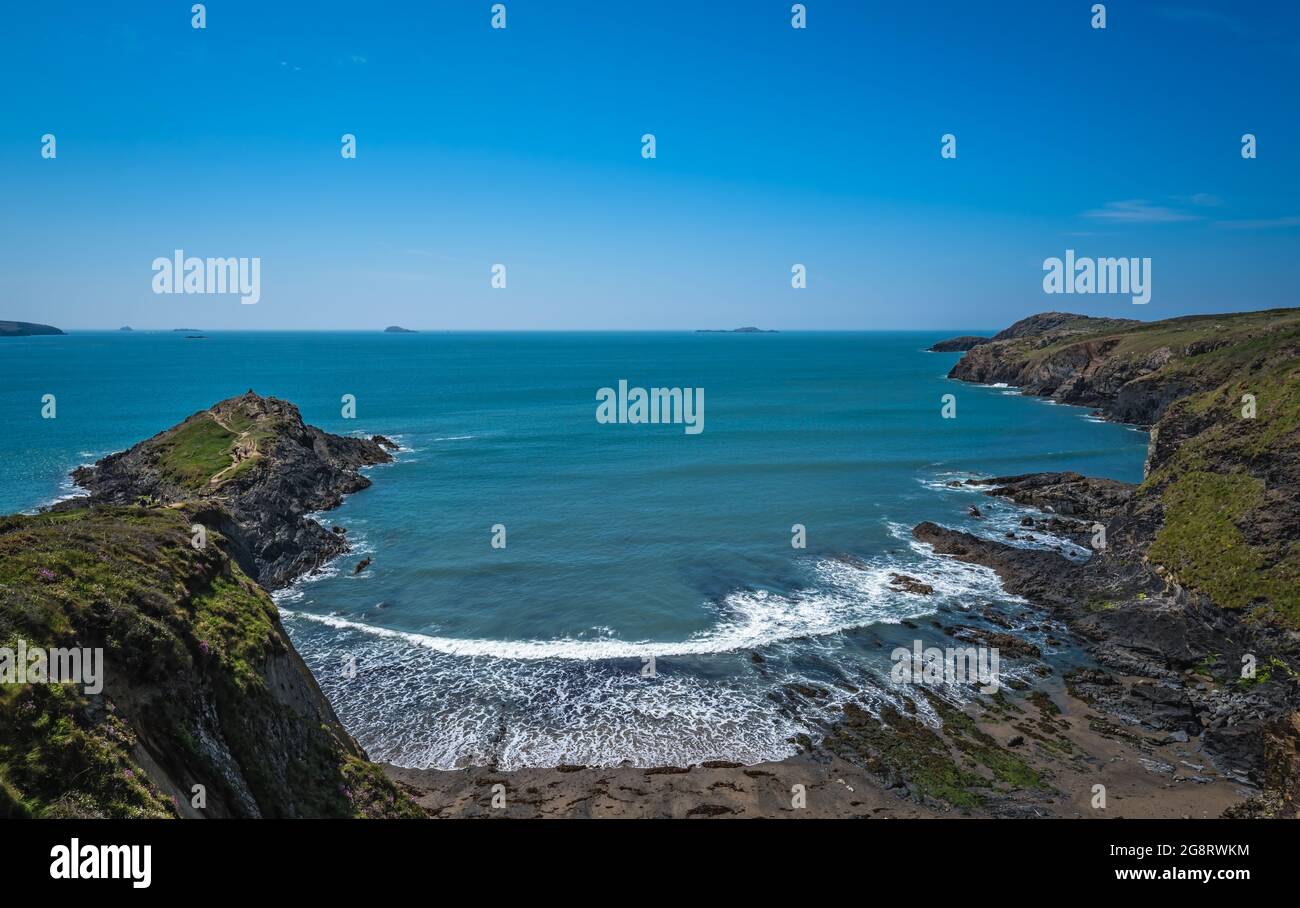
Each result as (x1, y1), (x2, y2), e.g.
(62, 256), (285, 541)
(5, 309), (1298, 818)
(391, 309), (1300, 818)
(915, 310), (1300, 814)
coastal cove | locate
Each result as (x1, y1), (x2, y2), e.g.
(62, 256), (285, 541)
(3, 331), (1144, 770)
(3, 314), (1297, 818)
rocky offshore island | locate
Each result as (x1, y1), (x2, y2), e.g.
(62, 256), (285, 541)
(2, 309), (1297, 819)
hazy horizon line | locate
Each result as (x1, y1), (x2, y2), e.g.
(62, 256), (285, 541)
(26, 326), (1006, 334)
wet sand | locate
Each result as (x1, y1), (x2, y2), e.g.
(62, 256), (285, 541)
(384, 682), (1251, 819)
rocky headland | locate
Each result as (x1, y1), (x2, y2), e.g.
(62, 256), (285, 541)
(927, 335), (989, 352)
(0, 320), (64, 337)
(920, 308), (1300, 816)
(67, 391), (397, 590)
(1, 393), (417, 818)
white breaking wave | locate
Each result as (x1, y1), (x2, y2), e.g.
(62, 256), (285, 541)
(276, 525), (1026, 770)
(916, 472), (986, 494)
(288, 625), (825, 769)
(280, 552), (980, 662)
(25, 458), (98, 514)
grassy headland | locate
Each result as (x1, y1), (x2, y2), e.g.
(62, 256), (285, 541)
(0, 394), (417, 818)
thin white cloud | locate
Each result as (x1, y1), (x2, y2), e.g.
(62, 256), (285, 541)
(1082, 199), (1201, 223)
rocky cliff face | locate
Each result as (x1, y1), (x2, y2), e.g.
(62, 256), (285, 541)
(0, 506), (420, 818)
(948, 310), (1296, 427)
(935, 308), (1300, 814)
(69, 392), (396, 589)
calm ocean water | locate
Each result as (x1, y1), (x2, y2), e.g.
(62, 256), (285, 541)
(2, 331), (1148, 769)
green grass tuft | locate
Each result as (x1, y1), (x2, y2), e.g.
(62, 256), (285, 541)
(154, 415), (236, 489)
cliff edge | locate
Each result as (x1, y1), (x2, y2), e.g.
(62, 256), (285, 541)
(1, 394), (419, 818)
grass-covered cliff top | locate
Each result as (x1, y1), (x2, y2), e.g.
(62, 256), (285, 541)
(77, 391), (391, 509)
(140, 395), (299, 491)
(1006, 307), (1300, 378)
(955, 307), (1300, 629)
(0, 505), (421, 818)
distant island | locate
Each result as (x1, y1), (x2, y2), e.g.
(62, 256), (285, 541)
(0, 320), (64, 337)
(927, 334), (989, 352)
(119, 326), (133, 332)
(384, 325), (418, 333)
(695, 326), (777, 333)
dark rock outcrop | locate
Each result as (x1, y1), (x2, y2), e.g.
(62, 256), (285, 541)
(913, 522), (1082, 609)
(928, 335), (989, 352)
(965, 471), (1134, 521)
(68, 391), (393, 589)
(888, 573), (934, 595)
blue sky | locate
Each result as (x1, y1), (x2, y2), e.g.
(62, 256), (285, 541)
(2, 0), (1297, 330)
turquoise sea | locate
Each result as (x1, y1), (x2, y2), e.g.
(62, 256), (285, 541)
(1, 331), (1148, 769)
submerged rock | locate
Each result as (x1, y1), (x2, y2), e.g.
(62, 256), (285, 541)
(889, 573), (935, 595)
